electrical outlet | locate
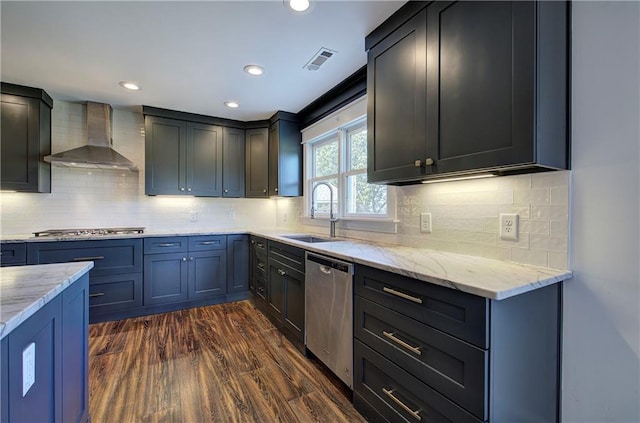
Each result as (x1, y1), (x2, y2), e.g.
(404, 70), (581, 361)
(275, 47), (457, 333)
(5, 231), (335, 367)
(189, 211), (198, 222)
(228, 211), (236, 221)
(23, 342), (35, 397)
(500, 213), (519, 241)
(420, 213), (432, 233)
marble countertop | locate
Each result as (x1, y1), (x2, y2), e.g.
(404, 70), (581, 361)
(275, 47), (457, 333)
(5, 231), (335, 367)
(1, 228), (572, 301)
(0, 262), (94, 340)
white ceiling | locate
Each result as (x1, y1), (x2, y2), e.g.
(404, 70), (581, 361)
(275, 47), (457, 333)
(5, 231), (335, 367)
(1, 1), (404, 121)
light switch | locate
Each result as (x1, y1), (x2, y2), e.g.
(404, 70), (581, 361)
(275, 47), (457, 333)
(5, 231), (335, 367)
(23, 342), (35, 397)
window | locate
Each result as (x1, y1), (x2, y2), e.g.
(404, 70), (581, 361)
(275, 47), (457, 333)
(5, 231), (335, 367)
(306, 117), (390, 220)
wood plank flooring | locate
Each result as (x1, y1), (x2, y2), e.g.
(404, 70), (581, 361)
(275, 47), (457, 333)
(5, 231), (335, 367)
(89, 301), (366, 423)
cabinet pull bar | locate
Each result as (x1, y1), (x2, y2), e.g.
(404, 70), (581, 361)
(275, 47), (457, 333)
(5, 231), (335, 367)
(199, 241), (217, 245)
(383, 331), (422, 356)
(383, 287), (423, 304)
(278, 269), (286, 276)
(257, 263), (266, 270)
(157, 243), (176, 247)
(73, 256), (104, 262)
(256, 243), (264, 248)
(382, 388), (421, 421)
(89, 292), (105, 298)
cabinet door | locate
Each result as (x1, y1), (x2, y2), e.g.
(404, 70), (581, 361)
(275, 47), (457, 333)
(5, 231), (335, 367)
(227, 234), (249, 294)
(426, 1), (535, 174)
(223, 127), (245, 197)
(144, 253), (188, 305)
(366, 8), (427, 184)
(145, 116), (186, 195)
(268, 122), (280, 196)
(267, 258), (285, 320)
(270, 119), (302, 197)
(188, 250), (227, 299)
(245, 128), (269, 197)
(283, 265), (305, 342)
(1, 93), (51, 192)
(186, 122), (222, 196)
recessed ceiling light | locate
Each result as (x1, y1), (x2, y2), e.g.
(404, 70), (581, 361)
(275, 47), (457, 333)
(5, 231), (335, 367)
(243, 65), (264, 76)
(119, 81), (141, 91)
(289, 0), (309, 12)
(224, 101), (239, 108)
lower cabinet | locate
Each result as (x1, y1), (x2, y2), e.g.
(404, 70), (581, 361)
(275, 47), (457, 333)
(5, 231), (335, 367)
(250, 238), (305, 352)
(1, 273), (89, 423)
(0, 242), (26, 267)
(227, 234), (249, 294)
(144, 251), (189, 305)
(353, 265), (561, 423)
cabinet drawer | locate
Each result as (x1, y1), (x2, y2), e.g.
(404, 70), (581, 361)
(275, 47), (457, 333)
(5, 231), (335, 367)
(267, 241), (304, 272)
(89, 274), (142, 311)
(144, 237), (188, 254)
(355, 340), (483, 423)
(188, 235), (226, 251)
(1, 243), (26, 266)
(27, 239), (143, 277)
(255, 276), (266, 300)
(255, 252), (267, 279)
(355, 265), (488, 348)
(356, 296), (487, 420)
(251, 236), (267, 254)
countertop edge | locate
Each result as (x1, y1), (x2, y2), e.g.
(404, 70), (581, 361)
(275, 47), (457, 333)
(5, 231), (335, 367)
(0, 262), (94, 340)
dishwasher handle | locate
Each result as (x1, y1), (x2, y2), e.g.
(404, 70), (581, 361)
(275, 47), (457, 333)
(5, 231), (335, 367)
(306, 252), (353, 274)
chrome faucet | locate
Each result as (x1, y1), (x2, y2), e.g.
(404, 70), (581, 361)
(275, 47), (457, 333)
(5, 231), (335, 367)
(310, 181), (338, 237)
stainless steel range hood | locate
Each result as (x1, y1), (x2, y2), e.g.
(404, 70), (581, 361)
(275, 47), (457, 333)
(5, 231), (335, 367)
(44, 102), (138, 171)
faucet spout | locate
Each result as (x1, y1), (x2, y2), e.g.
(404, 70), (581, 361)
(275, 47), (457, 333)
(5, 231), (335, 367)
(310, 182), (338, 238)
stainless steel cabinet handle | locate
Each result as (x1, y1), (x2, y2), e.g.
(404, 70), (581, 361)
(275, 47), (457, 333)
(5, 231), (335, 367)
(382, 388), (421, 421)
(263, 189), (267, 193)
(277, 269), (286, 276)
(157, 243), (176, 247)
(383, 287), (423, 304)
(224, 189), (228, 193)
(73, 256), (104, 261)
(383, 331), (422, 356)
(274, 188), (278, 192)
(182, 257), (187, 262)
(187, 188), (192, 192)
(189, 257), (194, 261)
(256, 242), (264, 249)
(180, 187), (185, 191)
(414, 159), (423, 167)
(414, 158), (434, 167)
(257, 263), (266, 270)
(89, 292), (105, 298)
(199, 241), (217, 245)
(251, 240), (255, 245)
(425, 158), (434, 165)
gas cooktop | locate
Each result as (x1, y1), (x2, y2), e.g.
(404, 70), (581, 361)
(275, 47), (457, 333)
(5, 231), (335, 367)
(33, 227), (145, 238)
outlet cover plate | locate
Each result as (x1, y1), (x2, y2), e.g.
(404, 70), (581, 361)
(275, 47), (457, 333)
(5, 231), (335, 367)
(420, 213), (432, 233)
(23, 342), (35, 397)
(500, 213), (519, 241)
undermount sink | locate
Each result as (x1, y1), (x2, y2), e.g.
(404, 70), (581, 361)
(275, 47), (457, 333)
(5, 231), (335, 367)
(282, 235), (342, 243)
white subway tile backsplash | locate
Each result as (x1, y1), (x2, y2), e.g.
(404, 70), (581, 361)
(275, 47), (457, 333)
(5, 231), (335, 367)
(550, 186), (570, 205)
(531, 204), (569, 220)
(550, 220), (569, 237)
(513, 188), (550, 205)
(520, 219), (550, 235)
(530, 235), (568, 252)
(548, 252), (568, 270)
(511, 248), (549, 267)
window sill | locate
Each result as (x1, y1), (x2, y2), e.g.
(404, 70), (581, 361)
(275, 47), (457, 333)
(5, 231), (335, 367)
(301, 216), (398, 234)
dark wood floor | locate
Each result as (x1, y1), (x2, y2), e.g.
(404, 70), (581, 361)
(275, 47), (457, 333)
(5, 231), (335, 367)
(89, 300), (366, 423)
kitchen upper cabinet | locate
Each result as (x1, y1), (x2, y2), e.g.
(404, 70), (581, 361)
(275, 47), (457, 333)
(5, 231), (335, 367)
(1, 82), (52, 193)
(366, 1), (568, 184)
(245, 127), (269, 197)
(366, 7), (427, 184)
(268, 112), (302, 197)
(144, 115), (223, 196)
(222, 127), (245, 197)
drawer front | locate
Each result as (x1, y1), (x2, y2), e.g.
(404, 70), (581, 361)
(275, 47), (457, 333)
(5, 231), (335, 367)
(251, 236), (267, 254)
(144, 237), (188, 254)
(27, 239), (143, 277)
(267, 240), (304, 272)
(1, 243), (26, 266)
(188, 235), (226, 251)
(355, 265), (488, 348)
(356, 296), (487, 419)
(355, 340), (483, 423)
(255, 276), (266, 300)
(255, 252), (268, 279)
(89, 274), (142, 311)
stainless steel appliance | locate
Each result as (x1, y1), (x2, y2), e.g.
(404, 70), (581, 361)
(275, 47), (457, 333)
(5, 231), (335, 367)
(305, 252), (354, 388)
(33, 227), (144, 237)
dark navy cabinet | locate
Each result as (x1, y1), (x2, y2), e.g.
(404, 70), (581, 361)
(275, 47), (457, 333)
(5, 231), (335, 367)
(227, 234), (249, 294)
(0, 243), (26, 267)
(353, 265), (561, 423)
(268, 112), (302, 197)
(245, 128), (269, 198)
(1, 273), (89, 423)
(145, 116), (223, 196)
(27, 239), (143, 323)
(365, 1), (569, 184)
(1, 82), (52, 193)
(222, 127), (245, 197)
(144, 251), (189, 305)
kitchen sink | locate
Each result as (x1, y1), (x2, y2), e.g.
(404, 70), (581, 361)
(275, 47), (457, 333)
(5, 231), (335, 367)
(282, 235), (343, 243)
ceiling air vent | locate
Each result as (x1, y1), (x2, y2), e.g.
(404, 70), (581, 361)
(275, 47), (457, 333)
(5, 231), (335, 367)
(304, 47), (337, 71)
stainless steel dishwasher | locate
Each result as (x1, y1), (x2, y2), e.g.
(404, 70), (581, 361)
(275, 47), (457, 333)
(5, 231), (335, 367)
(305, 252), (354, 388)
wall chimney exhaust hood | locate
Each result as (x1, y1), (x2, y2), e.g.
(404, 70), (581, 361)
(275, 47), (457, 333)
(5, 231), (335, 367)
(44, 102), (138, 171)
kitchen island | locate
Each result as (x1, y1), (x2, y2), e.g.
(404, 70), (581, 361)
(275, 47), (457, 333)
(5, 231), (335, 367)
(1, 262), (92, 423)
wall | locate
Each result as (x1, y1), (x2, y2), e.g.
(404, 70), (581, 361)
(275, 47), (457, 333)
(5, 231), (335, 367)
(564, 2), (640, 422)
(0, 101), (276, 235)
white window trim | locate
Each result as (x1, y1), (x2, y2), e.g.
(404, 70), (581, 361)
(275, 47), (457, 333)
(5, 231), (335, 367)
(301, 95), (398, 234)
